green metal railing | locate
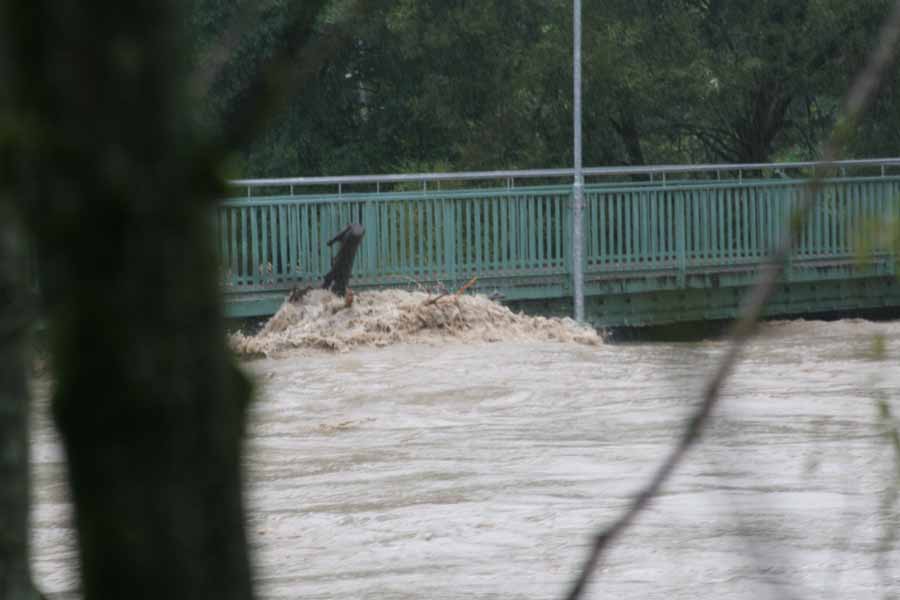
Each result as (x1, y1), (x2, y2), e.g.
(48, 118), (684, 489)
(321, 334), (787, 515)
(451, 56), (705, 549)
(217, 186), (571, 291)
(218, 160), (900, 307)
(584, 176), (900, 274)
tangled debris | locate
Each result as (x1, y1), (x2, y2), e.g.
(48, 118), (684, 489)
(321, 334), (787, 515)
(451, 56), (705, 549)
(230, 288), (601, 356)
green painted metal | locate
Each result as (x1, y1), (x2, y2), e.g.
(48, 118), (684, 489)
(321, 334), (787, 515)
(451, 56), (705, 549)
(219, 175), (900, 327)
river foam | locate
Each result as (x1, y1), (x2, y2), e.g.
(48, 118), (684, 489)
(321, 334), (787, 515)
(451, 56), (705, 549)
(230, 289), (601, 355)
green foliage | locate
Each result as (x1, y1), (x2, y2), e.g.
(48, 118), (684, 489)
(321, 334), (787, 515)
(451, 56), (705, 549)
(192, 0), (900, 178)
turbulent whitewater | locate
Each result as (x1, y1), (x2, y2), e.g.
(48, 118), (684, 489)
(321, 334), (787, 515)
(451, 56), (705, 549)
(230, 289), (601, 355)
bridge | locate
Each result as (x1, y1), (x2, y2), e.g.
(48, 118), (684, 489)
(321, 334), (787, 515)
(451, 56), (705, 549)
(218, 159), (900, 328)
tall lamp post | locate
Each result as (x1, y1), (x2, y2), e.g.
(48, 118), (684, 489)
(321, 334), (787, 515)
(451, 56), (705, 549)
(572, 0), (585, 322)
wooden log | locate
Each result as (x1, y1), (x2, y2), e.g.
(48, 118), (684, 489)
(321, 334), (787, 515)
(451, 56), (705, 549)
(322, 223), (365, 297)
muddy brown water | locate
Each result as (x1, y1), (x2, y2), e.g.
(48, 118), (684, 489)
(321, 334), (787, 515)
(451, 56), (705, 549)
(31, 318), (900, 599)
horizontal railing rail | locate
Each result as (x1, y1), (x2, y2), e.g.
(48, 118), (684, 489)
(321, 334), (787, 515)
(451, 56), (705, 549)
(228, 157), (900, 195)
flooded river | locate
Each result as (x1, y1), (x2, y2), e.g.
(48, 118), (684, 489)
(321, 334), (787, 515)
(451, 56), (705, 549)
(31, 318), (900, 599)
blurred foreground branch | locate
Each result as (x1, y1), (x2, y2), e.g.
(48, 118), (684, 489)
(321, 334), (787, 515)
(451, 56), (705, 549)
(564, 2), (900, 598)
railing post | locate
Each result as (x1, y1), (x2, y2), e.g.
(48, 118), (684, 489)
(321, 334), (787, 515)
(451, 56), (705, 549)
(443, 199), (457, 284)
(364, 201), (377, 277)
(783, 186), (794, 282)
(676, 191), (686, 287)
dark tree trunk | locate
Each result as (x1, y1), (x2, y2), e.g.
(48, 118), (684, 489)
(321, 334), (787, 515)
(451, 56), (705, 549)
(0, 213), (39, 600)
(322, 224), (365, 297)
(732, 78), (792, 164)
(1, 2), (276, 599)
(610, 110), (646, 168)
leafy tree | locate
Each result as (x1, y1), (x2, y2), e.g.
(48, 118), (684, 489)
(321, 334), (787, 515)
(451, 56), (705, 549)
(198, 0), (896, 177)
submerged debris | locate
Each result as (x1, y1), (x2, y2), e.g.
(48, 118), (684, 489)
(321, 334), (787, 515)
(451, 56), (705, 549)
(230, 289), (601, 356)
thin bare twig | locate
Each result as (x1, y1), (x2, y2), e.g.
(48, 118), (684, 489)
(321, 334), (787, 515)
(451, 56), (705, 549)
(564, 3), (900, 598)
(424, 276), (478, 306)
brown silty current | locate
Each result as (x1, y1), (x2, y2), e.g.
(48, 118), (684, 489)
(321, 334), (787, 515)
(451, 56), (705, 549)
(30, 299), (900, 599)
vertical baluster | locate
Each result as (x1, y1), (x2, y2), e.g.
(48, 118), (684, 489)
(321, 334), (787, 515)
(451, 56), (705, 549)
(704, 189), (712, 263)
(638, 191), (647, 265)
(544, 195), (552, 270)
(537, 195), (546, 269)
(386, 201), (393, 276)
(289, 203), (298, 280)
(423, 199), (432, 277)
(710, 188), (719, 265)
(277, 204), (286, 280)
(474, 197), (483, 274)
(632, 191), (640, 266)
(457, 200), (464, 276)
(524, 194), (533, 269)
(463, 199), (471, 271)
(228, 209), (237, 286)
(751, 187), (759, 258)
(659, 191), (667, 263)
(442, 198), (454, 281)
(501, 195), (509, 270)
(828, 183), (836, 256)
(741, 188), (750, 260)
(594, 192), (602, 265)
(669, 192), (677, 264)
(716, 188), (728, 264)
(849, 183), (857, 256)
(767, 188), (775, 255)
(397, 202), (406, 276)
(815, 186), (823, 256)
(555, 194), (562, 269)
(676, 191), (686, 286)
(400, 200), (408, 276)
(731, 189), (739, 260)
(240, 208), (248, 285)
(493, 195), (500, 271)
(298, 204), (308, 277)
(647, 191), (656, 265)
(263, 206), (271, 281)
(249, 206), (260, 287)
(806, 188), (815, 256)
(845, 184), (853, 257)
(414, 200), (422, 276)
(516, 194), (524, 270)
(690, 189), (700, 266)
(614, 193), (622, 264)
(732, 188), (740, 260)
(437, 198), (445, 279)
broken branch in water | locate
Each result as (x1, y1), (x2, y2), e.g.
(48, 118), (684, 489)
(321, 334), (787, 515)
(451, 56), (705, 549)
(322, 223), (364, 297)
(454, 276), (478, 296)
(423, 276), (479, 306)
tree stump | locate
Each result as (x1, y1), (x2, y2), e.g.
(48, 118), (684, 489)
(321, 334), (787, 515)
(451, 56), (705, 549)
(322, 223), (364, 297)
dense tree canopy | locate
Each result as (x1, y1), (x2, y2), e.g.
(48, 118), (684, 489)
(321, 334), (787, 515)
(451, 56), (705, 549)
(193, 0), (898, 178)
